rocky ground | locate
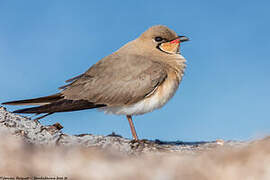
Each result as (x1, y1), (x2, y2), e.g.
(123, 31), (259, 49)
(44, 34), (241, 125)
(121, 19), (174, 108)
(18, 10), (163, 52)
(0, 106), (269, 180)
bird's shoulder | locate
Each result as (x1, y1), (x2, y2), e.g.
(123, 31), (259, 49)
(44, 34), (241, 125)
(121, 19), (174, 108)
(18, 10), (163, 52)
(85, 53), (167, 77)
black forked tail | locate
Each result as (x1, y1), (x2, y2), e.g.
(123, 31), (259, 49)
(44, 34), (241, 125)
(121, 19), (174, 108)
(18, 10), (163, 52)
(13, 99), (106, 114)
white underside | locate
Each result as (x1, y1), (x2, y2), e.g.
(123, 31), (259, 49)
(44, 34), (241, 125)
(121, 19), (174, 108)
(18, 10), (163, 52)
(100, 79), (179, 115)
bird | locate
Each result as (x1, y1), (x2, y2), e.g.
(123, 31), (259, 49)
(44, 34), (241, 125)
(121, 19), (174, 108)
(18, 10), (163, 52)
(2, 25), (189, 140)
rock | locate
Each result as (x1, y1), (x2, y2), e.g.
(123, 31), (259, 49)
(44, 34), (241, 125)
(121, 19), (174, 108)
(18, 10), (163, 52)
(1, 106), (269, 180)
(0, 106), (245, 154)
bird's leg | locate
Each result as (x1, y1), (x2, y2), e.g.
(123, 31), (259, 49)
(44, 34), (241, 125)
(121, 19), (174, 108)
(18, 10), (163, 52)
(126, 115), (138, 140)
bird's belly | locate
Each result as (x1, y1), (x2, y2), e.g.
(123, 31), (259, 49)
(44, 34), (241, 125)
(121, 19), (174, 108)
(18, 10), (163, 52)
(100, 77), (180, 115)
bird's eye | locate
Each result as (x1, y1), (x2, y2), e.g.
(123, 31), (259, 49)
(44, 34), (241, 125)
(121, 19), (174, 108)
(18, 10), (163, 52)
(154, 37), (163, 42)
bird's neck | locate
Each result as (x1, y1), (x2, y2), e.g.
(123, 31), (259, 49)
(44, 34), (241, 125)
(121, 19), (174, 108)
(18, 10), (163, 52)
(164, 54), (186, 83)
(116, 39), (187, 81)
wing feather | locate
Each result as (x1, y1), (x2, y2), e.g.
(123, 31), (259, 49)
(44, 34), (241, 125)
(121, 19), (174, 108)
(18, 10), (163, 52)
(61, 54), (168, 106)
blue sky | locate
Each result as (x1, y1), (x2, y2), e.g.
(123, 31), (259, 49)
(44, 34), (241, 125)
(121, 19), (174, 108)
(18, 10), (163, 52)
(0, 0), (269, 141)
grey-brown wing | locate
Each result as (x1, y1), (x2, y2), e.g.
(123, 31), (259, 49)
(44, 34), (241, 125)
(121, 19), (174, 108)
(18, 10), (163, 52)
(59, 74), (84, 90)
(61, 54), (167, 106)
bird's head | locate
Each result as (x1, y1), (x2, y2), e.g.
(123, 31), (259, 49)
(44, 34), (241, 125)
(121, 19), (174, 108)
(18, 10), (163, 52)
(138, 25), (189, 55)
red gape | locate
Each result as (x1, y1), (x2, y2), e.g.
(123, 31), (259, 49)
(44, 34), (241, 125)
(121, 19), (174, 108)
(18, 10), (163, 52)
(170, 38), (181, 44)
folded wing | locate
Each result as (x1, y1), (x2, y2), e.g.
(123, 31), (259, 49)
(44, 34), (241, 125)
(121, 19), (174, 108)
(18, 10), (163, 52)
(61, 53), (168, 106)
